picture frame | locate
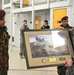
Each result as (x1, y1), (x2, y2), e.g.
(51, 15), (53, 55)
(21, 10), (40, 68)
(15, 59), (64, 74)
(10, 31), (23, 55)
(22, 29), (73, 69)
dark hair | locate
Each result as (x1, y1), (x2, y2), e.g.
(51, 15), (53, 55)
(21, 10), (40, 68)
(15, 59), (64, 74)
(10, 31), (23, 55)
(23, 20), (27, 22)
(44, 20), (48, 24)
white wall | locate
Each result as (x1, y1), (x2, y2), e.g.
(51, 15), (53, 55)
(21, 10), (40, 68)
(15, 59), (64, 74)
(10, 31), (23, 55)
(5, 11), (11, 34)
(14, 14), (20, 47)
(24, 11), (50, 28)
(50, 0), (70, 8)
(0, 0), (2, 9)
(13, 0), (17, 1)
(13, 13), (29, 47)
(34, 0), (47, 4)
(30, 0), (47, 5)
(4, 0), (10, 4)
(5, 8), (12, 46)
(12, 10), (50, 47)
(12, 14), (20, 47)
(70, 0), (74, 26)
(13, 0), (47, 5)
(35, 10), (50, 26)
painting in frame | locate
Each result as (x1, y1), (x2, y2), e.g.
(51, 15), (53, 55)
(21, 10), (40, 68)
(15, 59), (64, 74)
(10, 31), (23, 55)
(22, 29), (73, 69)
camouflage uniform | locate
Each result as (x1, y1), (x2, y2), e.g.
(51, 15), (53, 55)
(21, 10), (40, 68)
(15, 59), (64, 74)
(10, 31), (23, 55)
(0, 26), (10, 73)
(66, 64), (74, 75)
(57, 24), (73, 75)
(20, 25), (29, 56)
(66, 28), (74, 75)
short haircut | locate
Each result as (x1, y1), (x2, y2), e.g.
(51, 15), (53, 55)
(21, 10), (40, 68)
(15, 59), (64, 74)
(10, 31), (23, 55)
(44, 20), (48, 24)
(23, 20), (27, 22)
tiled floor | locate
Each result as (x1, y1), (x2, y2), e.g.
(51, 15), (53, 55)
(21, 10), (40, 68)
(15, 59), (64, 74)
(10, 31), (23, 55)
(8, 47), (58, 75)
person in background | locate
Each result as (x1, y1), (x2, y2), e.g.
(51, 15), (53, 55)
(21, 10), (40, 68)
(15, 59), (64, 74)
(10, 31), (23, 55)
(41, 20), (50, 29)
(58, 16), (72, 29)
(0, 9), (10, 75)
(57, 16), (73, 75)
(20, 20), (29, 59)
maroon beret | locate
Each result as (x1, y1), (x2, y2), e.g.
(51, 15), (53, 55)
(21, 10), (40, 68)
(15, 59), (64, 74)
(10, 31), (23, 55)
(0, 9), (6, 19)
(61, 16), (68, 21)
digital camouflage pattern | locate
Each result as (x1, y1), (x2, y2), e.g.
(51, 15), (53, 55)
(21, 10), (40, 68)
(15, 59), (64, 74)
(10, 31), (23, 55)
(20, 25), (29, 56)
(66, 28), (74, 75)
(66, 64), (74, 75)
(57, 24), (73, 75)
(0, 26), (10, 72)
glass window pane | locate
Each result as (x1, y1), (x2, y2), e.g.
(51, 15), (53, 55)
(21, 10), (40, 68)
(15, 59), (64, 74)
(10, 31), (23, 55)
(4, 0), (10, 4)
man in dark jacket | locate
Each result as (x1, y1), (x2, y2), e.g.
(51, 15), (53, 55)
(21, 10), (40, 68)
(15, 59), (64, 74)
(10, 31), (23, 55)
(41, 20), (50, 29)
(0, 9), (10, 75)
(57, 16), (73, 75)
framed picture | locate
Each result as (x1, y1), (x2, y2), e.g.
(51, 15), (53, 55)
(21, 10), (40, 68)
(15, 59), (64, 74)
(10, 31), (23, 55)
(22, 29), (73, 69)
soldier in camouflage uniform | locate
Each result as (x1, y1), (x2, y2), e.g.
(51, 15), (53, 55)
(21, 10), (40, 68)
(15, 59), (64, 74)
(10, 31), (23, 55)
(20, 20), (29, 59)
(66, 28), (74, 75)
(0, 9), (10, 75)
(57, 16), (74, 75)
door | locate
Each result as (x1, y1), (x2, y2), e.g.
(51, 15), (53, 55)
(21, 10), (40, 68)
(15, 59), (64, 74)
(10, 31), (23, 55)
(53, 8), (67, 28)
(23, 0), (29, 5)
(34, 16), (41, 29)
(5, 12), (11, 45)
